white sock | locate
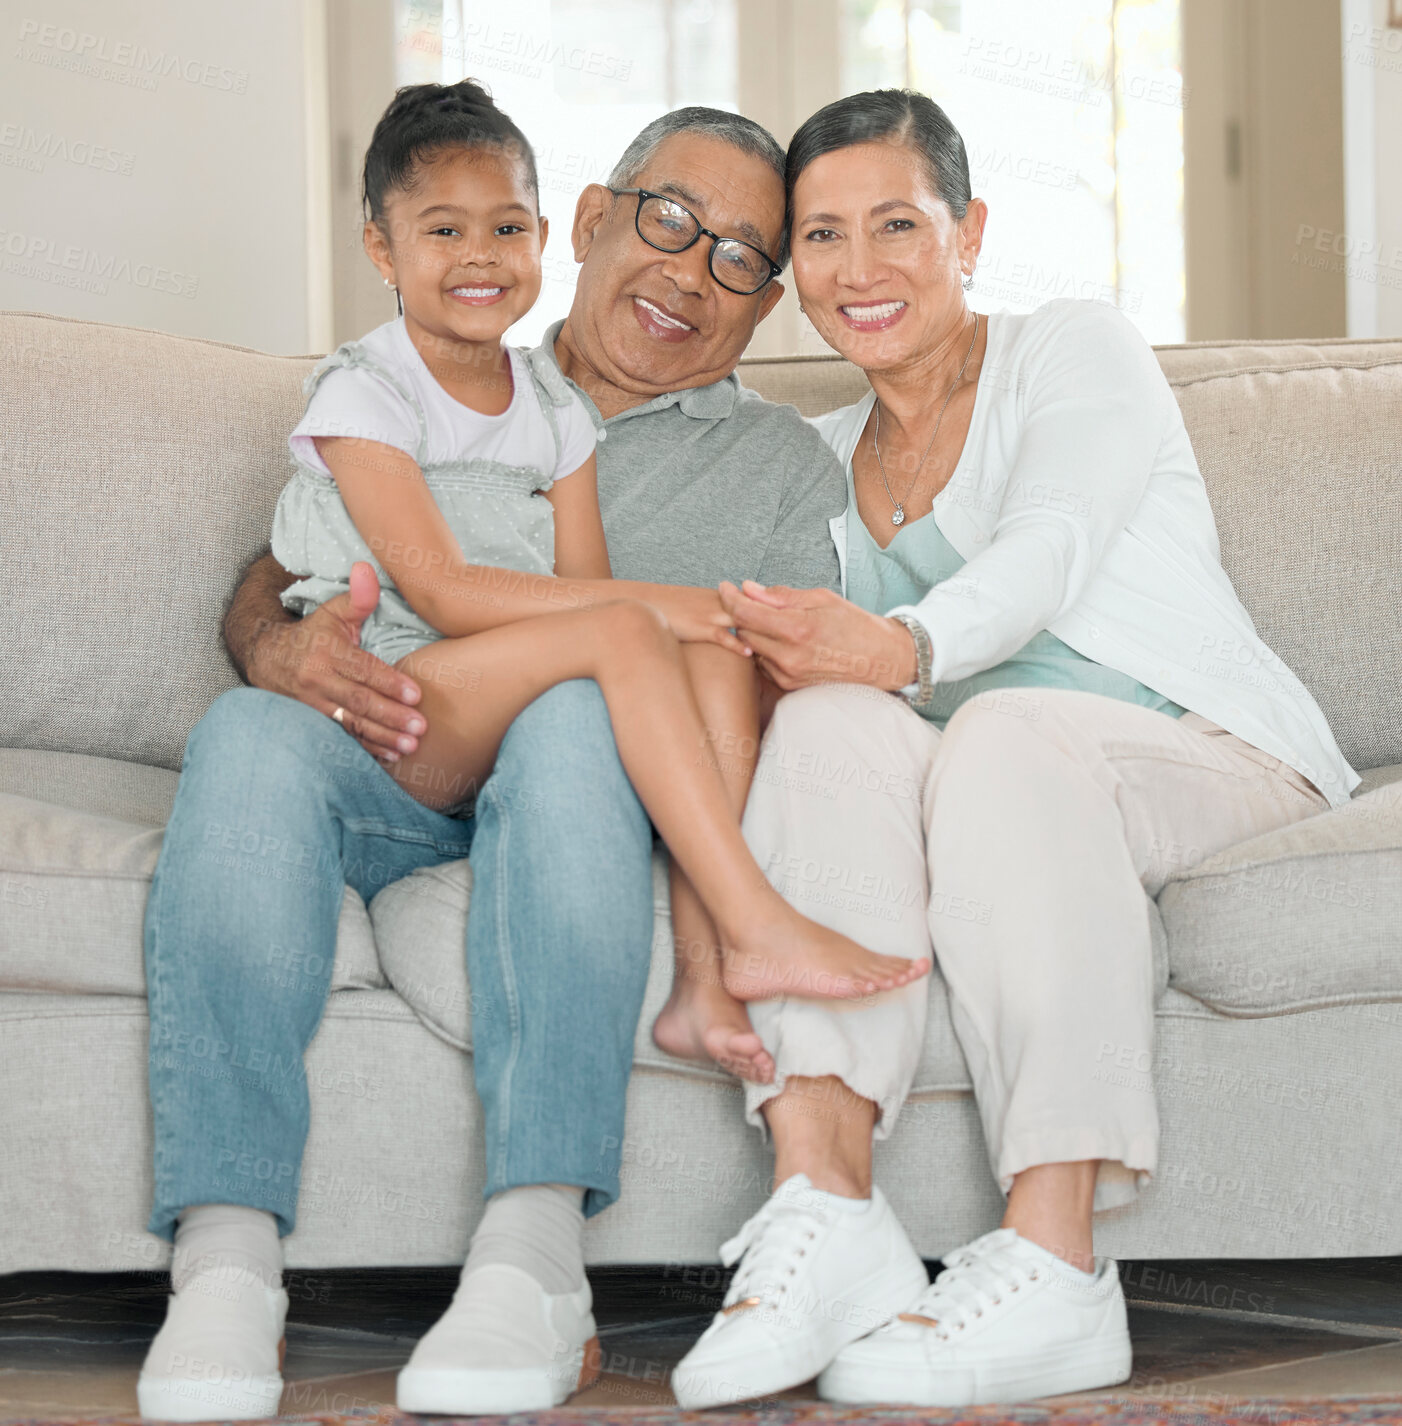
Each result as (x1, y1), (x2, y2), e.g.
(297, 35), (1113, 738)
(775, 1172), (872, 1214)
(172, 1203), (283, 1291)
(812, 1189), (872, 1214)
(463, 1184), (585, 1293)
(1007, 1227), (1100, 1280)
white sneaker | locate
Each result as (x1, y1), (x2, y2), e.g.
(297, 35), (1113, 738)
(670, 1174), (929, 1410)
(137, 1266), (288, 1421)
(395, 1263), (601, 1414)
(818, 1226), (1132, 1406)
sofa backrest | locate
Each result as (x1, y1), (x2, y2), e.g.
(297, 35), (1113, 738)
(2, 310), (1400, 775)
(3, 312), (315, 772)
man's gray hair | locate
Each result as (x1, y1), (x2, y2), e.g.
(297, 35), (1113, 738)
(608, 106), (790, 270)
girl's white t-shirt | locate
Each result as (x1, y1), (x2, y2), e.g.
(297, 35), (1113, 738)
(289, 316), (597, 483)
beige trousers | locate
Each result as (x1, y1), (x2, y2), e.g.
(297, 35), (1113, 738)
(740, 685), (1329, 1211)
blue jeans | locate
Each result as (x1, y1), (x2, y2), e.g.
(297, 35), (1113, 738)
(144, 680), (654, 1242)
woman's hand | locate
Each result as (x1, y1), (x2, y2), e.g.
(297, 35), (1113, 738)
(718, 579), (919, 692)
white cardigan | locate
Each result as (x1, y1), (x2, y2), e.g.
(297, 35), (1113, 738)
(812, 298), (1359, 807)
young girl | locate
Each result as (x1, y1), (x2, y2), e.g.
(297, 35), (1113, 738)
(271, 80), (929, 1080)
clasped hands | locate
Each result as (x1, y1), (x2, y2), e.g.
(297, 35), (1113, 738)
(717, 579), (919, 695)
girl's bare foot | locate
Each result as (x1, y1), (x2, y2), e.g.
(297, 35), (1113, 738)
(652, 975), (776, 1084)
(722, 905), (930, 1002)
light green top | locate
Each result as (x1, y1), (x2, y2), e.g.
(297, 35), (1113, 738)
(843, 461), (1187, 729)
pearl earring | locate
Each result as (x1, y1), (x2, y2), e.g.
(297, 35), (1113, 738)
(384, 277), (396, 290)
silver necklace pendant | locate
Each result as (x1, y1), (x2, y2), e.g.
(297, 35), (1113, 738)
(874, 310), (980, 531)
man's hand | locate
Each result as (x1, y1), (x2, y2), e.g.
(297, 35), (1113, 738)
(246, 561), (427, 760)
(718, 579), (918, 692)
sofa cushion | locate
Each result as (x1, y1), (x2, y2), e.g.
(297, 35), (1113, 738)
(739, 337), (1402, 775)
(0, 792), (385, 995)
(1355, 761), (1402, 797)
(0, 748), (179, 826)
(1161, 778), (1402, 1014)
(1, 311), (316, 773)
(368, 845), (976, 1094)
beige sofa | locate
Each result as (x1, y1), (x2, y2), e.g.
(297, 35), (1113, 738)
(2, 309), (1400, 1277)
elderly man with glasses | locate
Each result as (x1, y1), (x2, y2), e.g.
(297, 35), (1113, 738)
(137, 107), (847, 1417)
(608, 185), (787, 293)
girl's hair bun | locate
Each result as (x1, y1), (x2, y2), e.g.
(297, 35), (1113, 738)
(363, 79), (538, 228)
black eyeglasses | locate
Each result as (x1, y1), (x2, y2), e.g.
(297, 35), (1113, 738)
(608, 187), (782, 295)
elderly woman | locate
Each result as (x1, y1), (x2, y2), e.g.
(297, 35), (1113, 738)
(671, 89), (1357, 1410)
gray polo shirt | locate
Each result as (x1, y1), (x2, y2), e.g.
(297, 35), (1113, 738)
(528, 320), (845, 593)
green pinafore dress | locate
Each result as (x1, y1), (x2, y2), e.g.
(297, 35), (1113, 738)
(271, 338), (576, 667)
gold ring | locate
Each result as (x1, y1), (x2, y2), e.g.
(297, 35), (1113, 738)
(331, 706), (346, 725)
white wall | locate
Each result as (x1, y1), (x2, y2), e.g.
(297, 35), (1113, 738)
(327, 0), (398, 348)
(0, 0), (325, 353)
(1341, 0), (1402, 336)
(9, 1), (1391, 351)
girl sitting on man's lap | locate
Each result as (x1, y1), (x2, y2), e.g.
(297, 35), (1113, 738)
(270, 79), (929, 1084)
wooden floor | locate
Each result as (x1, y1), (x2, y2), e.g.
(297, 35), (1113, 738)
(2, 1258), (1401, 1418)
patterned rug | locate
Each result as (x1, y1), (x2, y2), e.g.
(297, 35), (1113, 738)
(16, 1399), (1402, 1425)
